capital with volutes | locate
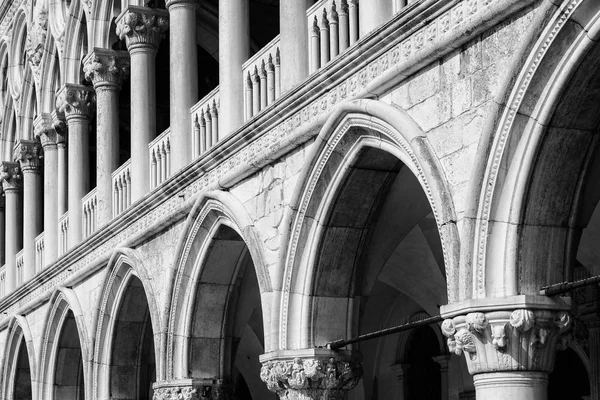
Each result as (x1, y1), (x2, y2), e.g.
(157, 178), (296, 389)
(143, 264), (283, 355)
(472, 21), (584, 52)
(260, 349), (362, 400)
(440, 296), (573, 375)
(56, 84), (96, 121)
(15, 140), (43, 173)
(116, 6), (169, 52)
(0, 162), (21, 193)
(83, 48), (130, 91)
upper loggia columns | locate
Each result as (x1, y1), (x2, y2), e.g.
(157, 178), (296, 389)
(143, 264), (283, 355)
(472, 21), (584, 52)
(1, 162), (21, 294)
(279, 0), (311, 93)
(166, 0), (198, 173)
(56, 84), (96, 248)
(359, 0), (392, 36)
(441, 296), (573, 400)
(83, 48), (130, 227)
(116, 6), (168, 203)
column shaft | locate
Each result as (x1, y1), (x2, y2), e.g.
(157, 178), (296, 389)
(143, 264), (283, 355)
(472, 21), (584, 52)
(279, 0), (311, 92)
(57, 142), (67, 217)
(359, 0), (392, 36)
(473, 372), (548, 400)
(4, 190), (18, 292)
(67, 115), (90, 247)
(219, 0), (249, 138)
(168, 0), (198, 172)
(43, 145), (58, 263)
(96, 87), (119, 225)
(21, 170), (42, 279)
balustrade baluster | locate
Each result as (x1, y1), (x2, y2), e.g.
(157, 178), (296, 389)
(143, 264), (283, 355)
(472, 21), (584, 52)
(320, 9), (330, 67)
(267, 55), (275, 105)
(200, 113), (207, 154)
(339, 0), (349, 51)
(193, 115), (201, 157)
(330, 2), (339, 59)
(211, 101), (219, 147)
(311, 16), (320, 72)
(349, 0), (358, 44)
(260, 60), (268, 109)
(275, 48), (281, 98)
(245, 73), (253, 120)
(205, 108), (213, 149)
(252, 66), (261, 115)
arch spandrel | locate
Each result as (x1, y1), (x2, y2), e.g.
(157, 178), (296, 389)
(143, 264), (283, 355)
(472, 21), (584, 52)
(0, 315), (37, 400)
(92, 247), (163, 400)
(165, 190), (273, 381)
(38, 287), (90, 400)
(464, 0), (600, 300)
(278, 99), (458, 350)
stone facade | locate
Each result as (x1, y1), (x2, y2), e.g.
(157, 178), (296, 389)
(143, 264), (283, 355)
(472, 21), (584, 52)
(0, 0), (595, 399)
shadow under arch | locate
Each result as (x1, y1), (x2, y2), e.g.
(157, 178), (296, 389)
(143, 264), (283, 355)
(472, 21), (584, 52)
(165, 190), (273, 386)
(463, 0), (600, 299)
(92, 247), (162, 400)
(0, 315), (37, 400)
(38, 287), (90, 400)
(278, 99), (458, 350)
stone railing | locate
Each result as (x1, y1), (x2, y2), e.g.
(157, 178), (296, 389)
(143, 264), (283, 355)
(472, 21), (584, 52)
(59, 212), (69, 256)
(149, 128), (171, 190)
(0, 265), (5, 298)
(15, 249), (23, 286)
(34, 232), (44, 273)
(243, 36), (281, 121)
(191, 87), (220, 157)
(112, 160), (132, 217)
(307, 0), (359, 73)
(82, 188), (98, 238)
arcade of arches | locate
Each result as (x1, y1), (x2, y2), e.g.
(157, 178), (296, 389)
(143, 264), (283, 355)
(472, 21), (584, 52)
(0, 0), (598, 399)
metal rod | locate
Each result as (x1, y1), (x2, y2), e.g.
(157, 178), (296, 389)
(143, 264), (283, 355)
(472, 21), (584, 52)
(327, 315), (443, 350)
(540, 273), (600, 297)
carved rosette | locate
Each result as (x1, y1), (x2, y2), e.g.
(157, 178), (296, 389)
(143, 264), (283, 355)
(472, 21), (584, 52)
(116, 6), (169, 50)
(83, 49), (130, 90)
(0, 162), (21, 193)
(56, 84), (96, 120)
(260, 357), (363, 400)
(16, 140), (43, 173)
(442, 309), (572, 375)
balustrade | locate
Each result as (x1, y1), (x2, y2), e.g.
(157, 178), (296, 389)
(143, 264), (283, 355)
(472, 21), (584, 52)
(112, 160), (132, 217)
(35, 233), (44, 273)
(82, 189), (98, 238)
(149, 129), (171, 189)
(191, 88), (221, 157)
(16, 250), (23, 286)
(308, 0), (359, 73)
(243, 37), (281, 121)
(59, 212), (69, 256)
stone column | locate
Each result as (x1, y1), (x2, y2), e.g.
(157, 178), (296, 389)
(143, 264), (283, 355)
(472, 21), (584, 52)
(57, 84), (95, 248)
(1, 163), (21, 293)
(260, 349), (362, 400)
(166, 0), (197, 173)
(279, 0), (311, 93)
(52, 111), (68, 219)
(390, 363), (409, 399)
(441, 299), (573, 400)
(153, 379), (232, 400)
(588, 323), (600, 400)
(433, 355), (451, 400)
(83, 49), (129, 227)
(34, 114), (59, 265)
(359, 0), (392, 37)
(117, 7), (168, 203)
(219, 0), (249, 138)
(15, 140), (43, 281)
(0, 193), (4, 266)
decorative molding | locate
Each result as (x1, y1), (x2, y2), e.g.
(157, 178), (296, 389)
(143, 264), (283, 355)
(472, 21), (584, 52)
(0, 162), (20, 192)
(83, 48), (130, 91)
(15, 139), (42, 172)
(442, 309), (572, 375)
(153, 379), (232, 400)
(56, 84), (96, 120)
(116, 6), (169, 51)
(260, 356), (362, 399)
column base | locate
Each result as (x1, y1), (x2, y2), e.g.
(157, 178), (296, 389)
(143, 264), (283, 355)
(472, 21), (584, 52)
(473, 371), (548, 400)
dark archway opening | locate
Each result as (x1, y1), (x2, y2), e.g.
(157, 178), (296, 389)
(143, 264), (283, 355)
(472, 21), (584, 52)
(54, 310), (85, 399)
(14, 339), (32, 400)
(404, 326), (441, 400)
(548, 348), (590, 400)
(110, 275), (156, 400)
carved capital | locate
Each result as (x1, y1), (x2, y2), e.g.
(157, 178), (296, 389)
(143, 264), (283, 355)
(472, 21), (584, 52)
(0, 162), (21, 193)
(15, 140), (43, 172)
(116, 6), (169, 51)
(34, 113), (58, 148)
(83, 48), (130, 90)
(152, 379), (232, 400)
(56, 84), (95, 120)
(51, 110), (67, 144)
(260, 350), (362, 400)
(442, 308), (573, 375)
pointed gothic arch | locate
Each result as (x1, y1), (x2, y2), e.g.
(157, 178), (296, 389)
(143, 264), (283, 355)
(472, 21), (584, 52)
(0, 315), (36, 400)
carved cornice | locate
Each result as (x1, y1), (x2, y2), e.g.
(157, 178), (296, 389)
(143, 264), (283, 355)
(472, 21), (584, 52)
(56, 84), (96, 120)
(152, 379), (232, 400)
(15, 140), (43, 173)
(0, 162), (21, 193)
(83, 48), (130, 91)
(116, 6), (169, 51)
(260, 352), (362, 400)
(442, 309), (573, 375)
(152, 387), (199, 400)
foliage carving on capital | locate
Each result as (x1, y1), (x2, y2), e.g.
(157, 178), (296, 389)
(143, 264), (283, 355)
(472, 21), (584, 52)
(260, 357), (362, 398)
(25, 6), (48, 86)
(116, 8), (169, 50)
(16, 140), (43, 172)
(83, 50), (130, 89)
(0, 162), (21, 192)
(153, 382), (232, 400)
(56, 85), (95, 119)
(442, 308), (573, 374)
(34, 113), (58, 147)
